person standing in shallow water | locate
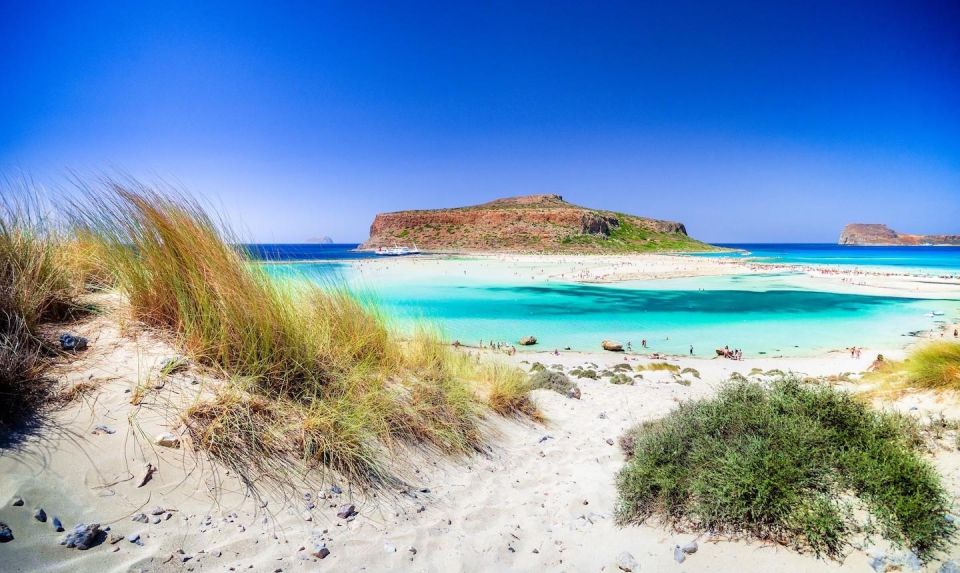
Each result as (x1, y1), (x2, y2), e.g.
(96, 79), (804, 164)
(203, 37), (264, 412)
(689, 345), (693, 356)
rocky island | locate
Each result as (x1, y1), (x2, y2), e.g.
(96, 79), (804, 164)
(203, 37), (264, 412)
(839, 224), (960, 246)
(360, 194), (715, 253)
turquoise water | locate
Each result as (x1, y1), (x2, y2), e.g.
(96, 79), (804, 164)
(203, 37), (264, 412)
(700, 244), (960, 274)
(264, 257), (959, 357)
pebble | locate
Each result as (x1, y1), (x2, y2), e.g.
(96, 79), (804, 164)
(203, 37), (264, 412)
(681, 540), (698, 554)
(605, 438), (615, 445)
(11, 497), (24, 507)
(566, 386), (582, 399)
(330, 485), (342, 495)
(151, 516), (161, 524)
(93, 424), (116, 435)
(154, 433), (181, 448)
(149, 506), (166, 516)
(34, 508), (47, 522)
(616, 551), (639, 572)
(127, 533), (141, 544)
(132, 513), (149, 523)
(0, 522), (12, 543)
(52, 516), (64, 532)
(302, 512), (312, 522)
(336, 504), (356, 519)
(673, 545), (686, 563)
(313, 546), (330, 559)
(61, 523), (102, 550)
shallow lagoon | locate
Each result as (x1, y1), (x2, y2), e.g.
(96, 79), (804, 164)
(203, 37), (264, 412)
(265, 261), (959, 357)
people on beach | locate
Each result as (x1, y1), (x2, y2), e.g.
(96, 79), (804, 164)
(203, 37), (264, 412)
(689, 345), (693, 356)
(641, 339), (647, 349)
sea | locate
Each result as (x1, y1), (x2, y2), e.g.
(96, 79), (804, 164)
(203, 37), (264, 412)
(254, 243), (960, 357)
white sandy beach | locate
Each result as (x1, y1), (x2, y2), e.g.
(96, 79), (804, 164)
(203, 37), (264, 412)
(1, 255), (959, 572)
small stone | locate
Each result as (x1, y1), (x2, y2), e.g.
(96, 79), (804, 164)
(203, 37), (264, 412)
(598, 412), (608, 419)
(302, 512), (312, 522)
(330, 485), (342, 495)
(53, 517), (64, 532)
(127, 533), (140, 543)
(674, 545), (686, 563)
(132, 513), (149, 523)
(59, 333), (88, 352)
(151, 516), (161, 524)
(93, 423), (116, 435)
(11, 497), (24, 507)
(616, 551), (639, 572)
(566, 386), (582, 399)
(181, 554), (193, 563)
(408, 546), (417, 555)
(940, 561), (960, 573)
(0, 522), (13, 543)
(61, 523), (102, 550)
(416, 505), (426, 513)
(313, 546), (330, 559)
(605, 438), (615, 445)
(154, 433), (181, 448)
(538, 435), (553, 444)
(681, 540), (698, 554)
(109, 534), (124, 544)
(336, 504), (356, 519)
(149, 506), (166, 516)
(34, 508), (47, 522)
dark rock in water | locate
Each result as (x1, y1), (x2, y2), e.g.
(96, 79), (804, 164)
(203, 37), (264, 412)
(61, 523), (103, 550)
(0, 522), (13, 542)
(11, 497), (24, 506)
(34, 508), (47, 522)
(59, 333), (88, 352)
(52, 516), (64, 532)
(519, 336), (537, 346)
(336, 504), (356, 519)
(602, 340), (624, 352)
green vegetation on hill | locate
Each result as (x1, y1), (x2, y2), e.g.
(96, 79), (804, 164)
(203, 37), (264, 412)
(616, 378), (954, 560)
(561, 214), (715, 252)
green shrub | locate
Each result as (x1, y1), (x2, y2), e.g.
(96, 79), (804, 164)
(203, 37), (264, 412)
(680, 367), (700, 379)
(609, 373), (633, 385)
(571, 368), (598, 379)
(616, 378), (954, 560)
(529, 362), (546, 373)
(529, 370), (576, 395)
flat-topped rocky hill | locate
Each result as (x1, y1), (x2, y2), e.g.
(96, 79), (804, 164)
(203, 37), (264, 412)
(839, 224), (960, 246)
(360, 194), (714, 253)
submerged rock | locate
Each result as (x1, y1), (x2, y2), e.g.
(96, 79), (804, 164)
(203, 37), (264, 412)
(61, 523), (102, 550)
(0, 522), (13, 543)
(616, 551), (639, 571)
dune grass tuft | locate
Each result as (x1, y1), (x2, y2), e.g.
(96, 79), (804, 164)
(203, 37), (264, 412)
(616, 377), (954, 561)
(867, 342), (960, 395)
(0, 187), (84, 425)
(74, 180), (536, 486)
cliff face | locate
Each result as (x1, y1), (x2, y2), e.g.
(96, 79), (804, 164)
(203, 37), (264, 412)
(360, 194), (711, 253)
(839, 224), (960, 246)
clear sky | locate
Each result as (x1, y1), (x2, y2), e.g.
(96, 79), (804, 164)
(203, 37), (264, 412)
(1, 1), (958, 243)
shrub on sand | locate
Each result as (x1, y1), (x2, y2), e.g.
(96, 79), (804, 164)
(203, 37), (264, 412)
(529, 370), (576, 394)
(636, 362), (680, 373)
(74, 181), (536, 487)
(616, 377), (953, 561)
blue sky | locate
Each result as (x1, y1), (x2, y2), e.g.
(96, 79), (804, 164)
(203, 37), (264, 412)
(1, 1), (958, 242)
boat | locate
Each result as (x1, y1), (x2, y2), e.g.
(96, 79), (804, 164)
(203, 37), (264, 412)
(925, 311), (945, 317)
(376, 243), (421, 256)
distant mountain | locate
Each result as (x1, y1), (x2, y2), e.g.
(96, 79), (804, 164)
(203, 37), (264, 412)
(304, 236), (334, 244)
(359, 194), (715, 253)
(839, 224), (960, 246)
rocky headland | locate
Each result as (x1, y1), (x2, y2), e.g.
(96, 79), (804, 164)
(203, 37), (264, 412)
(360, 194), (715, 253)
(839, 224), (960, 246)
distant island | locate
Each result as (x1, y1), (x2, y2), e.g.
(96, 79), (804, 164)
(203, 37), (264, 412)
(839, 224), (960, 246)
(359, 194), (715, 253)
(304, 236), (334, 244)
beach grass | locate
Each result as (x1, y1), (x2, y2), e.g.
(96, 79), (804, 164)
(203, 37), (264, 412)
(72, 180), (536, 486)
(867, 342), (960, 394)
(0, 187), (84, 425)
(616, 377), (954, 560)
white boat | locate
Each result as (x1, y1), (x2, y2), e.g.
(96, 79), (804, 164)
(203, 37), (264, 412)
(376, 243), (421, 256)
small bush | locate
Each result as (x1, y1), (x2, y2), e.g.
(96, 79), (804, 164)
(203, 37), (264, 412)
(680, 367), (700, 379)
(616, 378), (954, 560)
(609, 373), (633, 385)
(529, 362), (546, 372)
(637, 362), (680, 373)
(570, 368), (598, 380)
(529, 370), (576, 395)
(869, 342), (960, 394)
(612, 363), (633, 372)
